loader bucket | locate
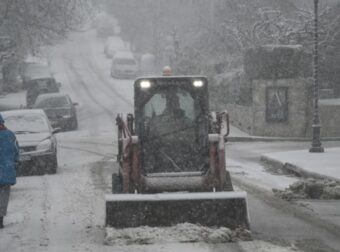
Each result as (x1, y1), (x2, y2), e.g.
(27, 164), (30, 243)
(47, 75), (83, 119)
(105, 191), (249, 229)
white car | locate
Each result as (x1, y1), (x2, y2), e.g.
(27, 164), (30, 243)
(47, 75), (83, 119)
(110, 51), (139, 79)
(104, 36), (126, 58)
(1, 109), (59, 176)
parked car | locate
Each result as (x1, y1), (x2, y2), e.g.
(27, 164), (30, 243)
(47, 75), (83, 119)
(110, 51), (139, 79)
(26, 77), (61, 108)
(21, 63), (53, 87)
(96, 22), (115, 38)
(1, 109), (59, 175)
(104, 36), (126, 58)
(33, 93), (78, 131)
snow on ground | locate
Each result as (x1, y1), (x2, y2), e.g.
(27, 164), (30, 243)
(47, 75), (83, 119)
(238, 240), (298, 252)
(1, 132), (111, 252)
(320, 98), (340, 106)
(105, 223), (244, 245)
(262, 147), (340, 181)
(0, 90), (26, 110)
(227, 158), (298, 191)
(104, 224), (301, 251)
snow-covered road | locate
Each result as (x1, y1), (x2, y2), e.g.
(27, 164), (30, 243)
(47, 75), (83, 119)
(1, 30), (340, 252)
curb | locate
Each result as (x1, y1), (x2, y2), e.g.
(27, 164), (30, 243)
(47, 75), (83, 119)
(0, 105), (21, 111)
(228, 136), (309, 142)
(228, 136), (340, 142)
(260, 155), (340, 183)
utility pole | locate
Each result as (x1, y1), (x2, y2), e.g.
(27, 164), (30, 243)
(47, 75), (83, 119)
(309, 0), (324, 153)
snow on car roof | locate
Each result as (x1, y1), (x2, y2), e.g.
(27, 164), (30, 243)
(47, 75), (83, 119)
(36, 93), (69, 99)
(1, 109), (47, 117)
(24, 64), (53, 79)
(106, 36), (123, 43)
(34, 93), (70, 105)
(27, 76), (55, 82)
(113, 51), (134, 59)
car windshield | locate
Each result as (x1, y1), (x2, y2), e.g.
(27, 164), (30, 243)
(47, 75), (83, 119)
(4, 114), (50, 133)
(28, 78), (55, 87)
(143, 89), (196, 121)
(114, 58), (136, 65)
(24, 64), (51, 78)
(35, 96), (70, 108)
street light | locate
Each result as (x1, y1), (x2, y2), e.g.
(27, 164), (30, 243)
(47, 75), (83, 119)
(309, 0), (324, 153)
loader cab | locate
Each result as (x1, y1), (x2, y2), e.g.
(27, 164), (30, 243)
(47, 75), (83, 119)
(134, 77), (210, 174)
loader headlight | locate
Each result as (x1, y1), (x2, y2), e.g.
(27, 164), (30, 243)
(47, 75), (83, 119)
(193, 80), (204, 88)
(140, 80), (151, 89)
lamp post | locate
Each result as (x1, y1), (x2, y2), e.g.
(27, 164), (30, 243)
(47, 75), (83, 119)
(309, 0), (324, 153)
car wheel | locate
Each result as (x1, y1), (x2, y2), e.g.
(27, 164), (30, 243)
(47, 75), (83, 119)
(47, 155), (58, 174)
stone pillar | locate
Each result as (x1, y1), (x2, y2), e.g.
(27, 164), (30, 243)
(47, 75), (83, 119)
(244, 45), (313, 137)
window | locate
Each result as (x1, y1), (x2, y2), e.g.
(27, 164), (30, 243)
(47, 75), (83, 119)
(143, 88), (195, 120)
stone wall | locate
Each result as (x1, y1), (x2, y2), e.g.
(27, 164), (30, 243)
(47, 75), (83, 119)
(224, 104), (253, 134)
(213, 78), (313, 137)
(210, 45), (340, 137)
(319, 100), (340, 137)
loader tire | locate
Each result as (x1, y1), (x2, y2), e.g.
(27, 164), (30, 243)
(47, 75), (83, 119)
(225, 171), (234, 191)
(112, 173), (122, 194)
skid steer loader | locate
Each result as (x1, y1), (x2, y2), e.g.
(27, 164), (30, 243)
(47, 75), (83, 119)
(105, 75), (249, 229)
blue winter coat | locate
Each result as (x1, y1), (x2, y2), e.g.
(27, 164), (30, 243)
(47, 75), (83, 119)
(0, 128), (19, 185)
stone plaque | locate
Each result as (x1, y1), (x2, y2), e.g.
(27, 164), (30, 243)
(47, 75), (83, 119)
(266, 87), (288, 123)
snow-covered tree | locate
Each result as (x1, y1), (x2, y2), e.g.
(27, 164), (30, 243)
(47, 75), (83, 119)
(0, 0), (94, 63)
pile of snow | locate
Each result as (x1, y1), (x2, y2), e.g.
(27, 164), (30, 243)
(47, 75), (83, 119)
(104, 223), (251, 245)
(273, 178), (340, 200)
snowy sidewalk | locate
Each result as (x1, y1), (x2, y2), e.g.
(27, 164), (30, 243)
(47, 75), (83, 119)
(261, 147), (340, 183)
(0, 91), (26, 111)
(228, 125), (340, 142)
(228, 124), (310, 142)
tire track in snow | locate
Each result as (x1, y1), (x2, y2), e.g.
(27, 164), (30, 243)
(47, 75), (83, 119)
(64, 34), (132, 117)
(80, 30), (133, 108)
(65, 57), (116, 125)
(57, 53), (104, 131)
(3, 176), (52, 252)
(39, 177), (51, 248)
(86, 59), (133, 107)
(59, 144), (115, 158)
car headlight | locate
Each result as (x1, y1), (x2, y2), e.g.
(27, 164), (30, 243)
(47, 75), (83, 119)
(62, 114), (72, 119)
(36, 139), (52, 152)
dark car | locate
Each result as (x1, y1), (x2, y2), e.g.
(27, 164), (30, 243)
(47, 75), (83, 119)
(26, 77), (61, 108)
(22, 63), (53, 86)
(1, 109), (59, 176)
(96, 22), (115, 38)
(33, 93), (78, 131)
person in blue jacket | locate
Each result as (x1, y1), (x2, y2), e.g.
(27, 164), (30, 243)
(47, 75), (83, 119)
(0, 113), (19, 229)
